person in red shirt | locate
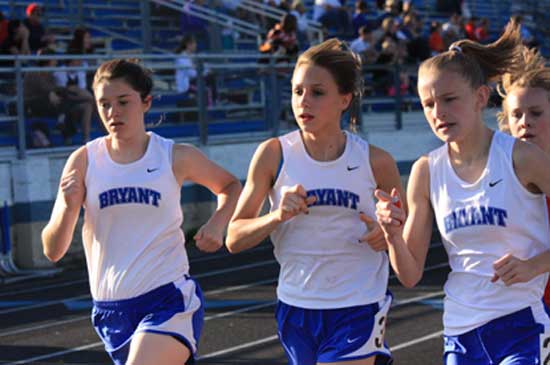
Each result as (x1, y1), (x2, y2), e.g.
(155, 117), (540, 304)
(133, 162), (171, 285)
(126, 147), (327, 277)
(498, 47), (550, 308)
(474, 18), (490, 43)
(0, 11), (8, 47)
(428, 21), (445, 54)
(464, 17), (477, 40)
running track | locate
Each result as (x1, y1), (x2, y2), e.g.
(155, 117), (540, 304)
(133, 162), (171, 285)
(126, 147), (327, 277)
(0, 241), (450, 364)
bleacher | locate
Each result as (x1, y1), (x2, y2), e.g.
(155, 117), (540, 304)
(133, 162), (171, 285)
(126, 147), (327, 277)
(0, 0), (543, 153)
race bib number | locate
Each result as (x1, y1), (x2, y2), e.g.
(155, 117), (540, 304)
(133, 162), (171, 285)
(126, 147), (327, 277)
(541, 326), (550, 365)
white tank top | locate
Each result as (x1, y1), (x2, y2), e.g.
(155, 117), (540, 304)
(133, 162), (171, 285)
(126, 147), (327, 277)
(269, 130), (388, 309)
(429, 131), (550, 335)
(83, 132), (189, 300)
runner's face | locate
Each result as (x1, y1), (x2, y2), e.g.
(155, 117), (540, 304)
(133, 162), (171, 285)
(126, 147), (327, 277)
(506, 86), (550, 155)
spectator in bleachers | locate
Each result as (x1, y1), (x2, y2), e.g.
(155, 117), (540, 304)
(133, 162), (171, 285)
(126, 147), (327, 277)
(428, 21), (445, 55)
(1, 19), (31, 57)
(175, 35), (198, 95)
(68, 27), (94, 56)
(313, 0), (350, 35)
(0, 11), (8, 47)
(0, 19), (31, 93)
(374, 0), (385, 15)
(290, 0), (312, 49)
(350, 25), (378, 64)
(401, 1), (415, 16)
(372, 16), (396, 46)
(377, 0), (402, 26)
(375, 17), (408, 62)
(175, 35), (216, 106)
(23, 3), (54, 53)
(352, 1), (374, 37)
(259, 13), (299, 61)
(67, 27), (96, 89)
(464, 16), (477, 40)
(54, 53), (88, 91)
(400, 13), (430, 63)
(370, 37), (402, 93)
(442, 13), (463, 48)
(24, 48), (93, 145)
(474, 17), (490, 43)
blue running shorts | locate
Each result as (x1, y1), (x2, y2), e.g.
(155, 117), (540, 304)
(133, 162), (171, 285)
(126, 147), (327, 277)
(92, 275), (204, 365)
(444, 302), (550, 365)
(276, 294), (393, 365)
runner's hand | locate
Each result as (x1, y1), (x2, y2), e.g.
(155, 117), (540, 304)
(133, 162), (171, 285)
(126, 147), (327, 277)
(275, 184), (316, 223)
(359, 212), (387, 252)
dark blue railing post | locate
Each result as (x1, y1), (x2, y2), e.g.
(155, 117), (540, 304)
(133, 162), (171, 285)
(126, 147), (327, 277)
(196, 59), (208, 145)
(1, 202), (11, 257)
(393, 63), (403, 130)
(15, 57), (26, 159)
(77, 0), (84, 26)
(140, 0), (152, 54)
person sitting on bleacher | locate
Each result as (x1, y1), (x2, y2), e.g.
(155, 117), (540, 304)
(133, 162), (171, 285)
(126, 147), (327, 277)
(259, 13), (299, 62)
(24, 48), (93, 146)
(175, 35), (216, 108)
(0, 11), (8, 47)
(175, 34), (198, 95)
(290, 0), (311, 49)
(53, 49), (95, 138)
(350, 25), (378, 64)
(442, 13), (463, 48)
(400, 13), (430, 63)
(23, 3), (54, 54)
(352, 0), (376, 37)
(67, 27), (96, 89)
(0, 19), (31, 94)
(1, 19), (30, 57)
(313, 0), (350, 35)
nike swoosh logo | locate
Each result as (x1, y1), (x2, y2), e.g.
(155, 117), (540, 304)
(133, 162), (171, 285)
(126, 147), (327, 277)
(489, 179), (503, 187)
(347, 166), (359, 171)
(347, 337), (361, 344)
(147, 168), (159, 173)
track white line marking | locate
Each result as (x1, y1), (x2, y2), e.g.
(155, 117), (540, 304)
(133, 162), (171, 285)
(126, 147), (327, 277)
(198, 335), (280, 360)
(5, 342), (104, 365)
(0, 278), (277, 338)
(391, 330), (444, 351)
(195, 290), (447, 359)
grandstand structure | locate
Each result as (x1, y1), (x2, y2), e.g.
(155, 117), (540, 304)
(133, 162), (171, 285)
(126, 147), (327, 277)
(0, 0), (545, 272)
(0, 0), (538, 154)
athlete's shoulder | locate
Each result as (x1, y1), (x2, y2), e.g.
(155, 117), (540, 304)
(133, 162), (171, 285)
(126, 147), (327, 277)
(64, 145), (88, 176)
(409, 155), (430, 183)
(256, 137), (282, 168)
(368, 144), (394, 165)
(172, 142), (203, 166)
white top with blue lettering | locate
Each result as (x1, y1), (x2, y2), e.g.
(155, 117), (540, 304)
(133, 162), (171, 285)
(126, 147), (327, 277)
(83, 132), (189, 301)
(429, 131), (550, 336)
(269, 130), (388, 309)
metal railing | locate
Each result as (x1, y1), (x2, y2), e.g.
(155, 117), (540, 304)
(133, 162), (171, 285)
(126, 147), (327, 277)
(0, 53), (413, 159)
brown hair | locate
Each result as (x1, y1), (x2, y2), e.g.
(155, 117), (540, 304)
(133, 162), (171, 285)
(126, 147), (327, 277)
(92, 59), (153, 101)
(497, 48), (550, 131)
(295, 38), (363, 130)
(419, 18), (524, 89)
